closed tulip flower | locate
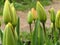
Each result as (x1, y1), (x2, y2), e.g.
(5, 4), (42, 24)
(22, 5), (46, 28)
(36, 1), (47, 35)
(36, 1), (47, 23)
(3, 0), (12, 24)
(10, 3), (18, 27)
(27, 11), (33, 24)
(49, 8), (56, 23)
(3, 23), (16, 45)
(56, 11), (60, 29)
(31, 8), (37, 20)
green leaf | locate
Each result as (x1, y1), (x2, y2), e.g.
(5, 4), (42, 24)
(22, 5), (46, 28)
(31, 20), (39, 45)
(16, 17), (20, 37)
(15, 17), (23, 45)
(38, 22), (44, 45)
(0, 29), (3, 42)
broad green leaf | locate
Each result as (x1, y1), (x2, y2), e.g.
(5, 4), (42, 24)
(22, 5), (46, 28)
(31, 20), (39, 45)
(38, 23), (44, 45)
(16, 17), (20, 37)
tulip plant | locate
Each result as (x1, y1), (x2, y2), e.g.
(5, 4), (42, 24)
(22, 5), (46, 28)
(0, 0), (60, 45)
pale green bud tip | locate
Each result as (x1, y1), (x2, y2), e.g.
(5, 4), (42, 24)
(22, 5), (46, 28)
(5, 0), (10, 3)
(49, 8), (54, 13)
(37, 1), (42, 7)
(56, 10), (60, 18)
(10, 3), (14, 7)
(57, 11), (60, 16)
(6, 22), (13, 28)
(37, 1), (40, 4)
(37, 1), (40, 5)
(50, 8), (54, 10)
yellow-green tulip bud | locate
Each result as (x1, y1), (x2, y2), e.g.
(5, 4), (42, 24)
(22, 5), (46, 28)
(36, 1), (47, 23)
(56, 11), (60, 29)
(31, 8), (37, 20)
(3, 0), (12, 24)
(3, 23), (16, 45)
(49, 8), (56, 23)
(10, 3), (18, 27)
(27, 11), (33, 24)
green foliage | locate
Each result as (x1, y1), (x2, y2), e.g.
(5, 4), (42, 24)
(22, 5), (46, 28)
(20, 32), (31, 41)
(31, 20), (39, 45)
(14, 1), (36, 11)
(14, 2), (27, 11)
(14, 0), (51, 11)
(0, 0), (4, 7)
(40, 1), (51, 6)
(0, 0), (52, 12)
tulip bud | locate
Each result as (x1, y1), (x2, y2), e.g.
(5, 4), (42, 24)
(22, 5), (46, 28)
(3, 0), (12, 24)
(10, 3), (18, 27)
(3, 23), (16, 45)
(36, 1), (47, 23)
(27, 11), (33, 24)
(56, 11), (60, 29)
(31, 8), (37, 20)
(49, 8), (56, 23)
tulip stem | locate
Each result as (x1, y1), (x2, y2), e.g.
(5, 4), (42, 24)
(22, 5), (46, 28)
(34, 19), (35, 24)
(29, 23), (32, 45)
(59, 29), (60, 39)
(29, 24), (32, 35)
(0, 29), (3, 43)
(42, 22), (46, 36)
(52, 23), (55, 36)
(52, 23), (55, 41)
(53, 22), (55, 31)
(52, 27), (54, 43)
